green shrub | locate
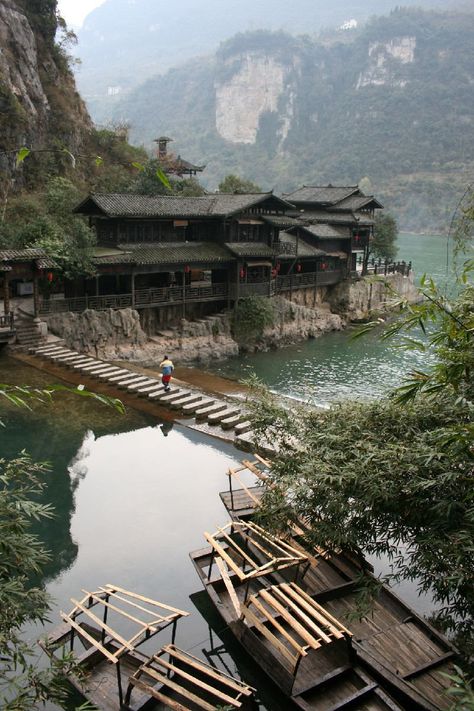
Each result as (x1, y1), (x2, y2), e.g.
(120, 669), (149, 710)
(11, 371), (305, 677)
(232, 296), (275, 344)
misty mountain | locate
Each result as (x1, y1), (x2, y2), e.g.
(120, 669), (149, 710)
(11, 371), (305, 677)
(110, 8), (474, 232)
(74, 0), (464, 112)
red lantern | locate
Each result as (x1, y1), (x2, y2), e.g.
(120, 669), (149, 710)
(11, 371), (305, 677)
(184, 265), (191, 273)
(47, 272), (54, 283)
(276, 262), (281, 272)
(239, 268), (245, 279)
(321, 262), (327, 270)
(296, 263), (302, 273)
(354, 234), (360, 242)
(271, 268), (277, 278)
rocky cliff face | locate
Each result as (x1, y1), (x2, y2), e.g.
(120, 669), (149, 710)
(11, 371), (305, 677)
(0, 0), (92, 190)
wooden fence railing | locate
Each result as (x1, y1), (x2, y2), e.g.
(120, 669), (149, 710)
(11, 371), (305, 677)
(0, 312), (14, 329)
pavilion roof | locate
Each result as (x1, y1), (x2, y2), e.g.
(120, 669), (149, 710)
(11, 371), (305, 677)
(93, 242), (232, 265)
(283, 185), (360, 205)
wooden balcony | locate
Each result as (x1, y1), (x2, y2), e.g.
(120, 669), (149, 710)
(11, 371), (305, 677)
(39, 283), (229, 315)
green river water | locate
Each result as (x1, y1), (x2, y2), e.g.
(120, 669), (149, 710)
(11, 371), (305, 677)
(0, 232), (457, 709)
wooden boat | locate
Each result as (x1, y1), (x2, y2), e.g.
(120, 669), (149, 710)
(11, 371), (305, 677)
(39, 583), (255, 711)
(214, 456), (458, 711)
(190, 520), (404, 710)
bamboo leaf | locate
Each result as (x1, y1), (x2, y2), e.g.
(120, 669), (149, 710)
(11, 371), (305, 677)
(15, 147), (30, 167)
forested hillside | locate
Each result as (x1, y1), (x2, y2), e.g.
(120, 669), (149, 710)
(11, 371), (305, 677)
(75, 0), (464, 115)
(111, 8), (474, 232)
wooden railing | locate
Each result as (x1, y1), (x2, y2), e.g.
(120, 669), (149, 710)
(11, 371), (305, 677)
(276, 270), (343, 290)
(0, 312), (14, 329)
(39, 283), (229, 315)
(355, 257), (412, 277)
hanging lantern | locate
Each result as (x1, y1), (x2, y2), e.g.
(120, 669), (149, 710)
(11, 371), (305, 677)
(47, 271), (54, 283)
(354, 233), (360, 242)
(239, 268), (246, 279)
(296, 263), (302, 273)
(321, 262), (327, 270)
(184, 265), (191, 273)
(271, 268), (277, 279)
(276, 262), (281, 272)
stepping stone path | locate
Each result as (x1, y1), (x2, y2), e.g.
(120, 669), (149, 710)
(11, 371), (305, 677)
(31, 346), (254, 442)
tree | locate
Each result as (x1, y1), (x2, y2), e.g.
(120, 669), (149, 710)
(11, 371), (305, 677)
(218, 174), (262, 194)
(247, 259), (474, 670)
(371, 213), (399, 262)
(127, 159), (206, 197)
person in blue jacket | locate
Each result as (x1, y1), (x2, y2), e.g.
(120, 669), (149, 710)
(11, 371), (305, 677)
(159, 355), (174, 392)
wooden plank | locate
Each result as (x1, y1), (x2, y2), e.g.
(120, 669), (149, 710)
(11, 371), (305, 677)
(280, 584), (343, 640)
(150, 655), (242, 707)
(104, 584), (189, 616)
(325, 683), (378, 710)
(214, 556), (241, 617)
(163, 645), (253, 696)
(216, 526), (260, 569)
(133, 664), (216, 711)
(60, 613), (118, 663)
(241, 605), (301, 667)
(291, 584), (352, 636)
(403, 652), (455, 680)
(249, 596), (304, 655)
(80, 590), (156, 631)
(203, 532), (247, 581)
(253, 453), (272, 468)
(243, 521), (307, 560)
(272, 586), (334, 643)
(69, 598), (134, 652)
(257, 589), (321, 649)
(129, 676), (191, 711)
(98, 588), (165, 619)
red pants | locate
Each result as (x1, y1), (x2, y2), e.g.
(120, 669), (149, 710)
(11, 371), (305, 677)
(162, 374), (171, 386)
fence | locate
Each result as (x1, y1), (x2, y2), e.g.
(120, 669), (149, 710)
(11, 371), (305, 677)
(0, 312), (14, 329)
(358, 258), (412, 277)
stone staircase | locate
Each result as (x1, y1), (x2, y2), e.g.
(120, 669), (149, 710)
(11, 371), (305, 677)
(32, 344), (255, 447)
(13, 315), (46, 350)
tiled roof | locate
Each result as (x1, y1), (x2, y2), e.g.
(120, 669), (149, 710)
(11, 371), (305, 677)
(36, 257), (58, 270)
(334, 195), (383, 211)
(296, 210), (375, 227)
(262, 214), (302, 228)
(0, 248), (49, 262)
(299, 224), (350, 240)
(278, 232), (326, 258)
(75, 192), (293, 219)
(225, 242), (276, 258)
(283, 185), (359, 205)
(94, 242), (233, 266)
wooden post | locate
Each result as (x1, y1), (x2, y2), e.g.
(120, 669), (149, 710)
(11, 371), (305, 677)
(3, 272), (10, 316)
(182, 268), (186, 318)
(95, 275), (99, 296)
(33, 274), (39, 318)
(236, 263), (240, 302)
(131, 271), (135, 307)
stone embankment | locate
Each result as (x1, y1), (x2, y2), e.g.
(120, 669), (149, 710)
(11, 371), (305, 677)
(44, 272), (419, 364)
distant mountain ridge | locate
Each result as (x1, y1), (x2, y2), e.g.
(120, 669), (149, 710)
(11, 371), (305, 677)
(109, 8), (474, 232)
(75, 0), (464, 110)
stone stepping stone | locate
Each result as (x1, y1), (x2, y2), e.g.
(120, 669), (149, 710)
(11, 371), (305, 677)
(208, 407), (240, 425)
(136, 383), (164, 397)
(234, 420), (252, 435)
(98, 368), (128, 380)
(49, 350), (76, 360)
(107, 371), (135, 383)
(235, 431), (256, 449)
(87, 366), (119, 378)
(73, 359), (100, 369)
(148, 386), (179, 401)
(181, 397), (214, 414)
(55, 354), (85, 364)
(169, 393), (203, 410)
(40, 348), (70, 358)
(115, 375), (150, 389)
(127, 378), (158, 392)
(67, 357), (94, 368)
(35, 344), (64, 354)
(195, 402), (227, 420)
(80, 362), (111, 373)
(221, 413), (245, 430)
(159, 390), (189, 405)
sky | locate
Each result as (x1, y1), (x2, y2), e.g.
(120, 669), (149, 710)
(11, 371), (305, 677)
(57, 0), (106, 28)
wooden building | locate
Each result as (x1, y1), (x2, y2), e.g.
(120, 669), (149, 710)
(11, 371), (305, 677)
(0, 185), (388, 330)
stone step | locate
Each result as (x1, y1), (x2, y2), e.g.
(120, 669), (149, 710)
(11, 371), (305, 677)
(99, 368), (129, 380)
(127, 378), (158, 392)
(159, 390), (190, 405)
(35, 343), (62, 352)
(80, 363), (113, 374)
(234, 420), (252, 435)
(136, 383), (165, 396)
(148, 386), (180, 401)
(169, 393), (203, 410)
(221, 413), (245, 430)
(35, 346), (63, 356)
(47, 350), (76, 360)
(73, 359), (101, 370)
(181, 397), (214, 415)
(235, 431), (256, 450)
(208, 407), (241, 425)
(39, 347), (69, 358)
(115, 375), (150, 389)
(51, 353), (82, 363)
(88, 366), (120, 378)
(195, 402), (228, 420)
(107, 371), (135, 383)
(66, 357), (94, 368)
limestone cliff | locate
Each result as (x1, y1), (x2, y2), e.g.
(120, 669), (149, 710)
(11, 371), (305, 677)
(0, 0), (93, 191)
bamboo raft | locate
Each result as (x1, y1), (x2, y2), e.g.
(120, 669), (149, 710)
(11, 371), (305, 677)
(202, 456), (458, 711)
(190, 520), (404, 710)
(39, 583), (255, 710)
